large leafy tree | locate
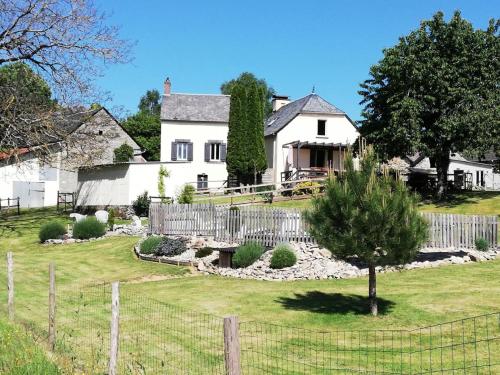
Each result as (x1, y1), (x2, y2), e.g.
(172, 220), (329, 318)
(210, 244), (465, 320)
(304, 147), (428, 316)
(0, 0), (131, 160)
(359, 11), (499, 198)
(123, 89), (161, 161)
(221, 72), (275, 117)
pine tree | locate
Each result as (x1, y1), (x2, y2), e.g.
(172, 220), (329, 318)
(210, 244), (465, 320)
(304, 147), (428, 316)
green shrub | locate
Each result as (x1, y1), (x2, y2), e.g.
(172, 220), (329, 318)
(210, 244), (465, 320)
(39, 221), (67, 243)
(155, 237), (188, 256)
(475, 237), (489, 252)
(113, 143), (134, 162)
(72, 217), (106, 240)
(177, 184), (196, 204)
(132, 191), (150, 216)
(270, 244), (297, 269)
(292, 181), (322, 195)
(141, 236), (163, 254)
(232, 242), (264, 268)
(195, 247), (213, 258)
(107, 208), (116, 230)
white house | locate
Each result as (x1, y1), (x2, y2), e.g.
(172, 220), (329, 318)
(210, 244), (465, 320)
(75, 79), (361, 206)
(0, 107), (143, 208)
(264, 94), (359, 183)
(402, 152), (500, 190)
(159, 78), (230, 190)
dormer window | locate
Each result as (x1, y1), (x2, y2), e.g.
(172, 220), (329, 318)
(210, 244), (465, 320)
(317, 120), (326, 136)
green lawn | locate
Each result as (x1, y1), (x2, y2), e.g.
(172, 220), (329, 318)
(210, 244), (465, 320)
(0, 195), (499, 373)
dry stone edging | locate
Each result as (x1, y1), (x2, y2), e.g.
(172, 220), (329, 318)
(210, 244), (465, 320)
(135, 235), (500, 281)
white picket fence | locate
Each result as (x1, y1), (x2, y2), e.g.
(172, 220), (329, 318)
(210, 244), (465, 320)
(421, 212), (498, 249)
(148, 203), (498, 249)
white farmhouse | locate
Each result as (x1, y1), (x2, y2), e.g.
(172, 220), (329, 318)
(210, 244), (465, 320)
(264, 94), (359, 184)
(159, 78), (230, 190)
(75, 79), (361, 207)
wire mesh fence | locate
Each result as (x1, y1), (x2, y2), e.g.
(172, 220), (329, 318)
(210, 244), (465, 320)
(117, 288), (225, 374)
(1, 252), (499, 374)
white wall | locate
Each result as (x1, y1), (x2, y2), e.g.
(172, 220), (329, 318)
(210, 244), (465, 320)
(448, 160), (496, 189)
(0, 156), (60, 207)
(160, 120), (229, 187)
(76, 160), (229, 207)
(272, 113), (359, 182)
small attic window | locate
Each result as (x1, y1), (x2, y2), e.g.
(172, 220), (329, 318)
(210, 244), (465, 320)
(317, 120), (326, 136)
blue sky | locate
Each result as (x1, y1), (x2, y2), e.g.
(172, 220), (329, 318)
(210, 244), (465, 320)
(99, 0), (499, 121)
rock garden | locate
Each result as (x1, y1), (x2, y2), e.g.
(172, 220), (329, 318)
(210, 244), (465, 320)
(40, 210), (146, 244)
(135, 235), (500, 281)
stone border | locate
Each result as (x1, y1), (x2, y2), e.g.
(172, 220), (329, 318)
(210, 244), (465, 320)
(133, 242), (199, 267)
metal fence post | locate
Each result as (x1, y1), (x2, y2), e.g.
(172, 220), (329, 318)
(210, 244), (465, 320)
(7, 252), (14, 320)
(108, 282), (120, 375)
(48, 262), (56, 351)
(223, 316), (241, 375)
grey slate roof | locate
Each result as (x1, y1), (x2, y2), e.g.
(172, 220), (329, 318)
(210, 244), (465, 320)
(264, 94), (344, 136)
(161, 93), (230, 123)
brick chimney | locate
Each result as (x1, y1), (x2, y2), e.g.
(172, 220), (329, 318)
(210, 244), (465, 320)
(164, 77), (171, 95)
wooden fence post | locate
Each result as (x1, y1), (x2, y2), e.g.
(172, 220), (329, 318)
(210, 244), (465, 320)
(108, 282), (120, 375)
(48, 262), (56, 351)
(223, 316), (241, 375)
(7, 252), (14, 321)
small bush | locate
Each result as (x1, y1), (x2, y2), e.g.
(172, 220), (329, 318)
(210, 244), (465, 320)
(39, 221), (67, 243)
(141, 236), (163, 254)
(195, 247), (214, 258)
(132, 191), (150, 216)
(107, 208), (116, 230)
(155, 237), (188, 257)
(292, 181), (322, 195)
(177, 184), (196, 204)
(114, 143), (134, 162)
(475, 238), (489, 252)
(270, 244), (297, 269)
(72, 217), (106, 240)
(232, 242), (264, 268)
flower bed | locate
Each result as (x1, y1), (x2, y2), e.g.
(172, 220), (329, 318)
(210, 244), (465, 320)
(135, 235), (500, 281)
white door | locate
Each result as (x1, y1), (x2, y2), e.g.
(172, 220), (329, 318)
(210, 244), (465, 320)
(12, 181), (45, 208)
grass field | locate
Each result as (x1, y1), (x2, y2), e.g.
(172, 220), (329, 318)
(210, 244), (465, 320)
(0, 319), (60, 374)
(0, 192), (499, 373)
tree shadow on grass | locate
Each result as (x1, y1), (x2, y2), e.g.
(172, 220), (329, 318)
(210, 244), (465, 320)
(420, 191), (499, 209)
(276, 292), (395, 316)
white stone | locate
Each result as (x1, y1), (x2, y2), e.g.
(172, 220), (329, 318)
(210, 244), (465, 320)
(69, 213), (87, 222)
(95, 210), (109, 224)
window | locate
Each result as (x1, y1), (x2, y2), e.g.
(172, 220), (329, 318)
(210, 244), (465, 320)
(176, 143), (188, 161)
(476, 170), (485, 187)
(98, 130), (103, 135)
(317, 120), (326, 136)
(210, 143), (220, 161)
(310, 149), (326, 168)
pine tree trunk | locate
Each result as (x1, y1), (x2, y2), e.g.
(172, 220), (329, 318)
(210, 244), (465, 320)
(368, 265), (377, 316)
(435, 153), (450, 200)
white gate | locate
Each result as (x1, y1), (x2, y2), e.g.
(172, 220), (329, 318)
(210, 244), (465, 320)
(12, 181), (45, 208)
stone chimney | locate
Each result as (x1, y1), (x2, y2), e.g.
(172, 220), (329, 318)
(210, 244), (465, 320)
(272, 95), (290, 112)
(164, 77), (171, 95)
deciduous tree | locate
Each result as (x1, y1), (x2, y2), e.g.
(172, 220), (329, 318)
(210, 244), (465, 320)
(359, 11), (499, 198)
(0, 0), (132, 160)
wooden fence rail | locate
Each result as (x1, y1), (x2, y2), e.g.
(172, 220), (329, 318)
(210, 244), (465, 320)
(149, 203), (498, 249)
